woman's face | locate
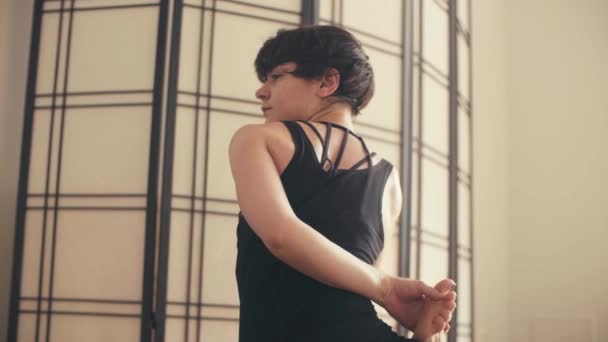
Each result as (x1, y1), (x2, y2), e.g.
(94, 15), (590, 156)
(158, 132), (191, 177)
(255, 62), (323, 122)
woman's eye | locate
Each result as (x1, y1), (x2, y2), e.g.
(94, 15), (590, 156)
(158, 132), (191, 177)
(271, 74), (282, 80)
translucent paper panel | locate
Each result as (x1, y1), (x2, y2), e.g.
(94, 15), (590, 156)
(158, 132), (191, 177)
(422, 0), (448, 75)
(422, 75), (449, 154)
(61, 107), (151, 193)
(201, 214), (239, 304)
(206, 112), (263, 200)
(458, 183), (471, 248)
(319, 0), (333, 21)
(179, 7), (213, 94)
(458, 33), (470, 101)
(236, 0), (300, 12)
(457, 258), (473, 333)
(410, 151), (420, 228)
(17, 209), (145, 340)
(172, 107), (209, 196)
(37, 6), (158, 92)
(361, 137), (400, 172)
(357, 50), (402, 130)
(21, 209), (146, 300)
(212, 12), (298, 100)
(18, 314), (140, 342)
(167, 212), (239, 305)
(27, 107), (150, 194)
(421, 158), (448, 237)
(55, 211), (146, 299)
(411, 62), (421, 141)
(342, 0), (403, 43)
(20, 211), (54, 298)
(165, 319), (239, 342)
(458, 108), (471, 174)
(458, 0), (470, 32)
(419, 244), (448, 286)
(167, 210), (203, 304)
(36, 12), (68, 93)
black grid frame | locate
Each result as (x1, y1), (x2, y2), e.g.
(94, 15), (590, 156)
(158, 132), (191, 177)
(8, 0), (473, 341)
(8, 0), (170, 341)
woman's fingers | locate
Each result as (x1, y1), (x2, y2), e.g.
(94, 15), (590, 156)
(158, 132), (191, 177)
(432, 316), (446, 333)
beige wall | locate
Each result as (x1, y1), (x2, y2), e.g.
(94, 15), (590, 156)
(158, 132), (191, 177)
(505, 0), (608, 341)
(471, 0), (510, 341)
(0, 0), (34, 339)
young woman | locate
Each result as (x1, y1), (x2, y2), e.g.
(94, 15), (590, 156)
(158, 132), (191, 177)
(229, 25), (456, 342)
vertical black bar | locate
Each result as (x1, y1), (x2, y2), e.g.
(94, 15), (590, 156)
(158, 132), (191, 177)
(7, 0), (44, 340)
(398, 0), (414, 337)
(46, 0), (76, 340)
(415, 0), (423, 284)
(156, 0), (183, 340)
(301, 0), (319, 25)
(141, 0), (170, 341)
(194, 2), (208, 342)
(467, 0), (475, 340)
(448, 0), (459, 342)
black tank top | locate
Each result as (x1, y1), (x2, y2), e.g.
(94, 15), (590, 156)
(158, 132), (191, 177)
(236, 120), (412, 341)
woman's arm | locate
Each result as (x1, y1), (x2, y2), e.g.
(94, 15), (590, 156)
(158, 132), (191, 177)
(228, 124), (443, 307)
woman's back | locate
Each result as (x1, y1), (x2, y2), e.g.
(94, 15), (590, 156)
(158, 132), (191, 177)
(235, 120), (409, 341)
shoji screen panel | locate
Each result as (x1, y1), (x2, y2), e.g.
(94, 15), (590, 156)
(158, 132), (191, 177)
(156, 1), (301, 341)
(410, 0), (474, 342)
(455, 0), (473, 341)
(319, 0), (407, 333)
(9, 0), (167, 341)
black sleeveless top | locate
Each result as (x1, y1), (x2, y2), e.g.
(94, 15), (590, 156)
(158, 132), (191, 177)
(236, 120), (417, 341)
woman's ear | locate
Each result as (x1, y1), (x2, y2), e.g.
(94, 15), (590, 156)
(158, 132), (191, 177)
(317, 67), (340, 98)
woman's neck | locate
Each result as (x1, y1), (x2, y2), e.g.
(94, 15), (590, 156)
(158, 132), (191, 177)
(307, 101), (355, 130)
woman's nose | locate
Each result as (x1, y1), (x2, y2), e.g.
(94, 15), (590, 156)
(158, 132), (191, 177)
(255, 84), (268, 101)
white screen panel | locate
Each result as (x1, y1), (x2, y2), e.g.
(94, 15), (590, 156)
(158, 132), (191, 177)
(419, 244), (448, 286)
(457, 258), (472, 325)
(49, 315), (140, 342)
(236, 0), (300, 12)
(458, 182), (471, 248)
(342, 0), (402, 43)
(179, 7), (213, 94)
(212, 12), (297, 101)
(421, 158), (448, 237)
(458, 33), (470, 101)
(68, 7), (158, 91)
(356, 49), (402, 131)
(458, 108), (470, 174)
(422, 1), (448, 75)
(458, 0), (469, 33)
(200, 320), (240, 342)
(201, 214), (239, 305)
(172, 107), (208, 195)
(61, 107), (151, 194)
(422, 75), (449, 155)
(54, 211), (146, 300)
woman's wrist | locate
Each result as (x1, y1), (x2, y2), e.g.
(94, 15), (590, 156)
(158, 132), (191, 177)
(371, 268), (393, 307)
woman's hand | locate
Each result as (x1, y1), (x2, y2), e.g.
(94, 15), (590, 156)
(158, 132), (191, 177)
(412, 291), (457, 341)
(379, 276), (456, 332)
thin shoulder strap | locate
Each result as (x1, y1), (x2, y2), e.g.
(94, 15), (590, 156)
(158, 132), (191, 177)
(349, 151), (377, 170)
(348, 135), (377, 171)
(295, 120), (324, 145)
(320, 122), (332, 168)
(332, 128), (349, 170)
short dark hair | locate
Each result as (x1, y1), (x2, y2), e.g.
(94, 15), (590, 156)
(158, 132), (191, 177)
(254, 25), (374, 116)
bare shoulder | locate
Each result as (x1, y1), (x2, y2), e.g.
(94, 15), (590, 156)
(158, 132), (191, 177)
(230, 121), (287, 144)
